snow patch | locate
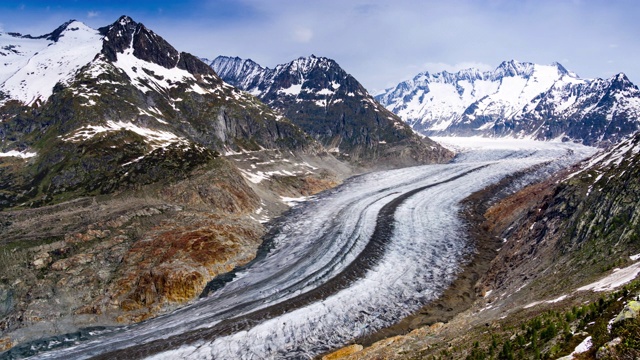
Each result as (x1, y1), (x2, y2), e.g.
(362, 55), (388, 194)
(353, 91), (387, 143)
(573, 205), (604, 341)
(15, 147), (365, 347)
(577, 261), (640, 292)
(280, 196), (309, 207)
(557, 336), (592, 360)
(278, 83), (302, 96)
(0, 150), (37, 159)
(62, 120), (189, 151)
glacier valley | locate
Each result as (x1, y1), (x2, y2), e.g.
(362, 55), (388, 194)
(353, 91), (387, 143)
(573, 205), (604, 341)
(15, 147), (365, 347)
(22, 138), (597, 360)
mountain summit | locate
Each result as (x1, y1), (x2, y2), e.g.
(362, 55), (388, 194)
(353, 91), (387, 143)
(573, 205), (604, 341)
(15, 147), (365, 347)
(209, 55), (452, 167)
(376, 60), (640, 146)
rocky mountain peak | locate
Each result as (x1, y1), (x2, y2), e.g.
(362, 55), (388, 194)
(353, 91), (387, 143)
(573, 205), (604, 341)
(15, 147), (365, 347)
(609, 72), (635, 89)
(210, 55), (453, 166)
(493, 59), (536, 78)
(550, 61), (572, 76)
(209, 56), (264, 85)
(130, 22), (180, 69)
(98, 16), (178, 70)
(99, 15), (139, 62)
(44, 19), (78, 42)
(286, 55), (332, 73)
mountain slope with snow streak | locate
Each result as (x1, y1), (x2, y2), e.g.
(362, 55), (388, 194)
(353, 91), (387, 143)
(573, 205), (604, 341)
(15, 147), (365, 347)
(14, 139), (596, 360)
(376, 60), (640, 146)
(209, 55), (453, 166)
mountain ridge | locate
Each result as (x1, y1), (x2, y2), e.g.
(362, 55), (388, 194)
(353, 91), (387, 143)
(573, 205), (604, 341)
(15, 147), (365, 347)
(209, 55), (453, 167)
(376, 60), (640, 146)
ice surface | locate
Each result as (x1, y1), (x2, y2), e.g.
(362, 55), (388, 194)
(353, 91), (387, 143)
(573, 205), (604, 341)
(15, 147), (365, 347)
(30, 138), (596, 360)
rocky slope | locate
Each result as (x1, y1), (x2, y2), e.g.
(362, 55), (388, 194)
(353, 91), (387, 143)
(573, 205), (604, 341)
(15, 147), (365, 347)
(209, 55), (453, 167)
(324, 133), (640, 359)
(376, 60), (640, 146)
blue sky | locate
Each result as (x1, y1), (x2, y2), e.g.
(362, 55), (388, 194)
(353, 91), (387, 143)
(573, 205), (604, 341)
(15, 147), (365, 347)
(1, 0), (639, 92)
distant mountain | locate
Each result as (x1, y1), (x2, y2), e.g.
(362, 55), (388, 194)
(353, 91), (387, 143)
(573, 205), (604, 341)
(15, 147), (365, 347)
(376, 60), (640, 146)
(0, 16), (316, 208)
(209, 55), (453, 166)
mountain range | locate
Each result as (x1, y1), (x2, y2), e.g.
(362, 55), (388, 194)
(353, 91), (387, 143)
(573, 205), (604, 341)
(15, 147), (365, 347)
(1, 14), (640, 359)
(376, 60), (640, 146)
(0, 16), (330, 207)
(207, 55), (449, 166)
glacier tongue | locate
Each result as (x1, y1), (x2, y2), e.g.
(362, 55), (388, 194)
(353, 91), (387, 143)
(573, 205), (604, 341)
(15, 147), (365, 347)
(25, 138), (595, 360)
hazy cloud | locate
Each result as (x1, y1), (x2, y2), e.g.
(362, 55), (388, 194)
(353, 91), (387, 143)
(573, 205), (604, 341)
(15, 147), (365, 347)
(292, 27), (313, 43)
(87, 11), (99, 18)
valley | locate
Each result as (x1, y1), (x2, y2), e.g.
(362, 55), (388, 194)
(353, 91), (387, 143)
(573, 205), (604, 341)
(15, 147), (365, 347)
(3, 139), (595, 359)
(1, 12), (639, 360)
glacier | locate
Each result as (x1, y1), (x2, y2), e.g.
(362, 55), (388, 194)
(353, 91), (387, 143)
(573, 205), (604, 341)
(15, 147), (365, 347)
(20, 138), (596, 360)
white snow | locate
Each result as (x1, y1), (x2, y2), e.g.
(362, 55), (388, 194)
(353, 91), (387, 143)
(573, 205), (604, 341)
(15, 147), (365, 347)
(0, 21), (103, 105)
(114, 47), (213, 96)
(524, 294), (568, 309)
(376, 62), (608, 137)
(558, 336), (592, 360)
(280, 196), (309, 207)
(278, 83), (302, 96)
(630, 253), (640, 261)
(574, 336), (593, 353)
(577, 261), (640, 292)
(0, 150), (37, 158)
(62, 120), (189, 151)
(316, 88), (334, 96)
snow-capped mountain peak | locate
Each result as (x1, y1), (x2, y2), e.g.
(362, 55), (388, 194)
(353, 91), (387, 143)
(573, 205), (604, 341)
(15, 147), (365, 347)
(209, 54), (450, 164)
(0, 16), (225, 108)
(493, 59), (536, 78)
(376, 60), (640, 146)
(0, 20), (102, 105)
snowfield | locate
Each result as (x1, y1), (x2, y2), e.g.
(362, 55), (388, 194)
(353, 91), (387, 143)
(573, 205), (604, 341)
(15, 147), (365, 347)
(28, 138), (596, 360)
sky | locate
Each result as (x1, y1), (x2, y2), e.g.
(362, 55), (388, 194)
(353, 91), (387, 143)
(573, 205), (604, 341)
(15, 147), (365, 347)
(0, 0), (639, 93)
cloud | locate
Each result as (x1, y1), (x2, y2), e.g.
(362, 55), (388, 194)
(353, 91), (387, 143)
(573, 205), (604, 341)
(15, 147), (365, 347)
(292, 27), (313, 43)
(87, 11), (99, 18)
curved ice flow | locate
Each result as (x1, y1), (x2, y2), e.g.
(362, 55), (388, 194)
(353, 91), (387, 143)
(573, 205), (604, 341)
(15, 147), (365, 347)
(29, 140), (597, 360)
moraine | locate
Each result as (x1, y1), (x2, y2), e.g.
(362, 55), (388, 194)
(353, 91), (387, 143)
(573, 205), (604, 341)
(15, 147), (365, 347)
(16, 139), (596, 360)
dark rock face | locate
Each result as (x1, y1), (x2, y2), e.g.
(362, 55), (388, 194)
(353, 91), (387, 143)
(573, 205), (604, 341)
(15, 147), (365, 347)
(210, 55), (453, 166)
(99, 16), (139, 62)
(131, 25), (180, 69)
(177, 52), (216, 77)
